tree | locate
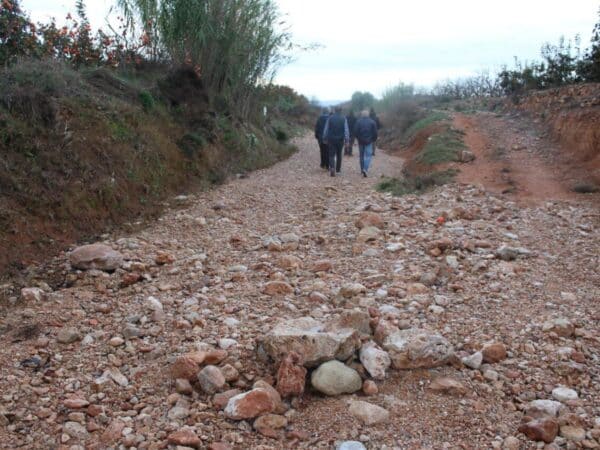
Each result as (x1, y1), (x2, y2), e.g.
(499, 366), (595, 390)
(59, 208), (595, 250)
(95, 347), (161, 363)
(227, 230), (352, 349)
(578, 7), (600, 81)
(0, 0), (38, 66)
(350, 91), (375, 111)
(117, 0), (293, 117)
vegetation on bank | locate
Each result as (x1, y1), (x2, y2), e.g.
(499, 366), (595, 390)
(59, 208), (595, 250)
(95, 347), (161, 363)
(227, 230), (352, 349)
(0, 0), (313, 276)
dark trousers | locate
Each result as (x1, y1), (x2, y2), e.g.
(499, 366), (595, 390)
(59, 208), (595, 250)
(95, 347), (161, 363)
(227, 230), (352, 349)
(318, 141), (329, 168)
(328, 140), (344, 173)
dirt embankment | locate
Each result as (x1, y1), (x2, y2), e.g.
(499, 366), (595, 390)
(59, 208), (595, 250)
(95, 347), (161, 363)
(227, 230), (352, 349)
(509, 83), (600, 184)
(0, 61), (306, 281)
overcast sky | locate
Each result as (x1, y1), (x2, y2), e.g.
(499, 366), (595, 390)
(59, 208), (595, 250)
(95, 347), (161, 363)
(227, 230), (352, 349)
(22, 0), (600, 101)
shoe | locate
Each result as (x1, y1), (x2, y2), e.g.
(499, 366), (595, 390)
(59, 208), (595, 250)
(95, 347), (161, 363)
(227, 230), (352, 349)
(330, 169), (335, 177)
(362, 171), (367, 178)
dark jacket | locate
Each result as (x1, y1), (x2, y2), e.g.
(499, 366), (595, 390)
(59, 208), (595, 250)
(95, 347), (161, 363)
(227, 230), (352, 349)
(346, 113), (357, 137)
(353, 117), (378, 145)
(323, 112), (349, 143)
(369, 111), (382, 130)
(315, 113), (329, 142)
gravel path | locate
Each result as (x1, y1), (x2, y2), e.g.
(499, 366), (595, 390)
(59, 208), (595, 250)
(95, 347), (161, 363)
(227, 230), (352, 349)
(0, 134), (598, 449)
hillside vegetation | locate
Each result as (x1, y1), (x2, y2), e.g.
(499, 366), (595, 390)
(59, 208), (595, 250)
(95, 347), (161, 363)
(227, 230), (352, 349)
(0, 0), (313, 277)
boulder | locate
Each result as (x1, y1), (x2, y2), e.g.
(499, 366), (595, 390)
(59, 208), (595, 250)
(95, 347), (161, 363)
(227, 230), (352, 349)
(526, 400), (564, 419)
(261, 317), (360, 367)
(311, 360), (362, 396)
(382, 328), (453, 369)
(359, 342), (391, 380)
(69, 244), (123, 271)
(224, 388), (276, 420)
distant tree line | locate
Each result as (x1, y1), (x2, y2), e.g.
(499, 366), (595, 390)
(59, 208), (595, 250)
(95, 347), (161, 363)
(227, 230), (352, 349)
(350, 7), (600, 105)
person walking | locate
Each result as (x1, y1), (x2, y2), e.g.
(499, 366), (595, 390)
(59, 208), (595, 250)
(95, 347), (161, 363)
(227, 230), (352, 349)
(322, 106), (349, 177)
(369, 107), (382, 156)
(345, 110), (357, 156)
(314, 108), (330, 170)
(353, 110), (378, 177)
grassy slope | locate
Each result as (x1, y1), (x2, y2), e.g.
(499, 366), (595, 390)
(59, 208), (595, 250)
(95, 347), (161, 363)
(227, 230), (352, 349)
(0, 60), (304, 278)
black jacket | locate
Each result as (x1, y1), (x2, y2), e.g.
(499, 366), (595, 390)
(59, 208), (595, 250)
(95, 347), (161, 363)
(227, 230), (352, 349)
(353, 117), (378, 145)
(315, 113), (329, 142)
(323, 112), (349, 143)
(346, 114), (357, 137)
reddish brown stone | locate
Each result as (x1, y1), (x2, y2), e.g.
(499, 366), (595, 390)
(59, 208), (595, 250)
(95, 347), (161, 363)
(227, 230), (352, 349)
(100, 419), (126, 444)
(86, 405), (103, 417)
(355, 212), (385, 229)
(482, 342), (508, 363)
(213, 389), (242, 410)
(311, 260), (333, 272)
(518, 418), (559, 444)
(167, 429), (201, 448)
(208, 443), (232, 450)
(263, 281), (294, 296)
(155, 252), (175, 265)
(224, 388), (276, 420)
(204, 349), (228, 365)
(276, 352), (307, 398)
(120, 272), (142, 287)
(171, 356), (200, 381)
(63, 398), (89, 409)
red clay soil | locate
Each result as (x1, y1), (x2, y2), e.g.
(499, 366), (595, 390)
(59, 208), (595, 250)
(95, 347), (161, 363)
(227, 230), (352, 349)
(452, 112), (599, 205)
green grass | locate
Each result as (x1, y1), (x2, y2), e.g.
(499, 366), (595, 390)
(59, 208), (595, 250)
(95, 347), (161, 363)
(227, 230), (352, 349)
(377, 169), (458, 196)
(404, 111), (449, 139)
(416, 128), (466, 165)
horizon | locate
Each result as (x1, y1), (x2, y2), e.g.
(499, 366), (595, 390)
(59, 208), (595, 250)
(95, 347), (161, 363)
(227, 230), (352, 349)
(20, 0), (600, 101)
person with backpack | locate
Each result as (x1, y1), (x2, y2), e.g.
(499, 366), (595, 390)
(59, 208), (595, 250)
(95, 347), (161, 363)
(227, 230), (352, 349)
(322, 106), (349, 177)
(353, 110), (378, 177)
(345, 110), (357, 156)
(369, 107), (382, 156)
(314, 108), (330, 170)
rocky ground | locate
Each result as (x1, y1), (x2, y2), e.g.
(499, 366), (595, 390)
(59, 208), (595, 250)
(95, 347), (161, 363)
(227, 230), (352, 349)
(0, 134), (598, 450)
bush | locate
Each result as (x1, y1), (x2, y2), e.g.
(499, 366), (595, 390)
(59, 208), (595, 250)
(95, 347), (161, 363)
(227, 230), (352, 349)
(377, 170), (457, 196)
(416, 128), (465, 165)
(139, 91), (155, 111)
(404, 112), (449, 139)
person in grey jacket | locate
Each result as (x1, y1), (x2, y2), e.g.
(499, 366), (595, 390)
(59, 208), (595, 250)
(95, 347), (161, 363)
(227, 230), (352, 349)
(353, 110), (378, 177)
(322, 106), (349, 177)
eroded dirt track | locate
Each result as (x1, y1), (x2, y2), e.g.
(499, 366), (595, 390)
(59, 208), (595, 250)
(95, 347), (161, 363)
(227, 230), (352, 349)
(0, 134), (599, 449)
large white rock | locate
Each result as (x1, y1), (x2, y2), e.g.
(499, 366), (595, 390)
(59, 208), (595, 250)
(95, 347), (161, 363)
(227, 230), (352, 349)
(359, 342), (391, 380)
(70, 244), (123, 271)
(260, 316), (361, 367)
(311, 361), (362, 396)
(382, 328), (453, 369)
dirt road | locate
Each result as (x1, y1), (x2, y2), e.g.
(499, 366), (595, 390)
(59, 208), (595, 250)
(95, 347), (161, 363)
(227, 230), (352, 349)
(0, 134), (598, 449)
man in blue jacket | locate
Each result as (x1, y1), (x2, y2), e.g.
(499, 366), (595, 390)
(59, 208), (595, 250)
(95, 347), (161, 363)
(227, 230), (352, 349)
(314, 108), (330, 169)
(322, 106), (349, 177)
(353, 110), (378, 177)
